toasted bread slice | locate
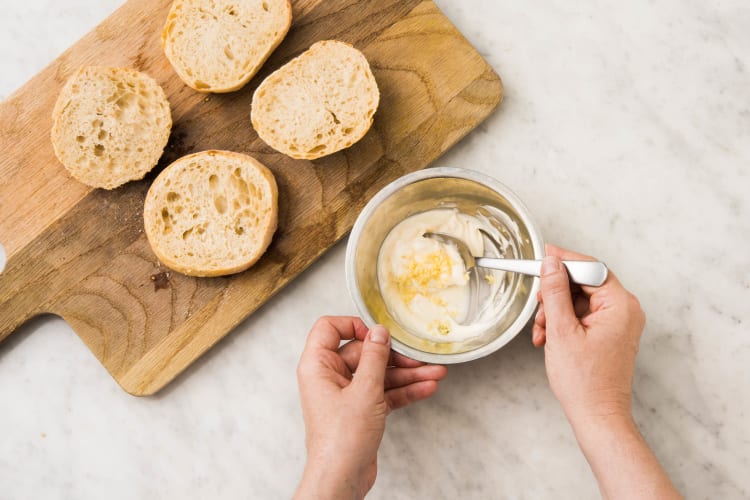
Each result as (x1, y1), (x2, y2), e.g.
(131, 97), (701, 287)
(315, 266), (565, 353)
(162, 0), (292, 93)
(51, 66), (172, 189)
(251, 40), (380, 160)
(144, 150), (278, 277)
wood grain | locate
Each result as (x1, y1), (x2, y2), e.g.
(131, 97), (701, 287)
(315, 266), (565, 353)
(0, 0), (503, 395)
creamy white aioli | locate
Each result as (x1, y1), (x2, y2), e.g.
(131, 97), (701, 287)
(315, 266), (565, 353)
(377, 208), (516, 344)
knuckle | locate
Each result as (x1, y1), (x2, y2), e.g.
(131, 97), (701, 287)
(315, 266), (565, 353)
(627, 293), (644, 314)
(624, 293), (647, 328)
(296, 358), (314, 379)
(544, 275), (570, 295)
(312, 316), (330, 329)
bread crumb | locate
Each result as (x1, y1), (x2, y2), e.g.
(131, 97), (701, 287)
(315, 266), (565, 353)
(150, 271), (171, 291)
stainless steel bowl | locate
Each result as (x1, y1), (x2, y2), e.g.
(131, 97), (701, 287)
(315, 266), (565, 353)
(345, 167), (544, 364)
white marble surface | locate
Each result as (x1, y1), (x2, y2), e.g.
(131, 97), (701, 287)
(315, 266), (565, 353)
(1, 0), (749, 498)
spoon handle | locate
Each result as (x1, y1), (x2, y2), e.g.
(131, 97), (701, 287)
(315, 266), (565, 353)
(475, 259), (609, 287)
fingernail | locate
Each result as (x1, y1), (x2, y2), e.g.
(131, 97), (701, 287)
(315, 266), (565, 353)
(369, 325), (389, 345)
(541, 256), (561, 276)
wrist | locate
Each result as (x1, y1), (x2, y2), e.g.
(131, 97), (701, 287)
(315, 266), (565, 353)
(568, 411), (638, 456)
(295, 451), (366, 500)
(562, 393), (633, 433)
(564, 410), (683, 499)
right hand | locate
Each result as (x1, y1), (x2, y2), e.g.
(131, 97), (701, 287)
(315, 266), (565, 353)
(532, 244), (646, 425)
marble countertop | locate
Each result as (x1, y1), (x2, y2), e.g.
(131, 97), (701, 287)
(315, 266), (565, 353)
(1, 0), (748, 498)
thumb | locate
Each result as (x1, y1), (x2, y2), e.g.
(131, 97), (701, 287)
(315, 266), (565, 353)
(539, 256), (579, 335)
(352, 325), (390, 393)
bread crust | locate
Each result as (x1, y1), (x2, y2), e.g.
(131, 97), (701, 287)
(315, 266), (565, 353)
(144, 150), (279, 277)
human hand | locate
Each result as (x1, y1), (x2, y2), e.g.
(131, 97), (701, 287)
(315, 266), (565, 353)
(295, 316), (447, 500)
(532, 245), (646, 426)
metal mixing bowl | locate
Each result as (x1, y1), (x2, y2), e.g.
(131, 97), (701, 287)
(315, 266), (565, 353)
(345, 167), (544, 364)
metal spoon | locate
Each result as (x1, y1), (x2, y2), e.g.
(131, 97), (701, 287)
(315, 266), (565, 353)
(423, 232), (609, 287)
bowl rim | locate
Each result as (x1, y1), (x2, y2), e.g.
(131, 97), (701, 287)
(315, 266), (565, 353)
(345, 166), (544, 364)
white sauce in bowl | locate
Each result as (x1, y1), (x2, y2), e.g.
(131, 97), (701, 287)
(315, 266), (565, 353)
(376, 208), (519, 344)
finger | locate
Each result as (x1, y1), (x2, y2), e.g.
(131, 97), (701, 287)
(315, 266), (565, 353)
(532, 323), (546, 347)
(351, 325), (391, 394)
(385, 365), (448, 390)
(544, 244), (595, 261)
(545, 244), (597, 297)
(338, 340), (363, 373)
(545, 244), (625, 296)
(539, 256), (580, 336)
(339, 342), (426, 373)
(389, 351), (426, 368)
(386, 380), (439, 410)
(304, 316), (370, 352)
(535, 303), (546, 328)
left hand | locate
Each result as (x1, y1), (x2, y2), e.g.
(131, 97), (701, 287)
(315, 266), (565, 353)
(295, 316), (447, 500)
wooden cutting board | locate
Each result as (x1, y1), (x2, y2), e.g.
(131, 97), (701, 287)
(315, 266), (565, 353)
(0, 0), (502, 395)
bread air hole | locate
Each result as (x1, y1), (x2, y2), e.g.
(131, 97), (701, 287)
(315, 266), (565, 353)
(214, 195), (228, 214)
(224, 45), (234, 60)
(76, 135), (85, 143)
(115, 93), (136, 109)
(166, 192), (181, 203)
(98, 129), (107, 140)
(262, 2), (269, 12)
(231, 174), (250, 196)
(194, 80), (210, 90)
(94, 144), (105, 157)
(308, 145), (326, 155)
(208, 174), (219, 190)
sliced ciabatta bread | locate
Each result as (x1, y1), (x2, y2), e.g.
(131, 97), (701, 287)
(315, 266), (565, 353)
(51, 66), (172, 190)
(162, 0), (292, 93)
(144, 150), (278, 277)
(251, 40), (380, 160)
